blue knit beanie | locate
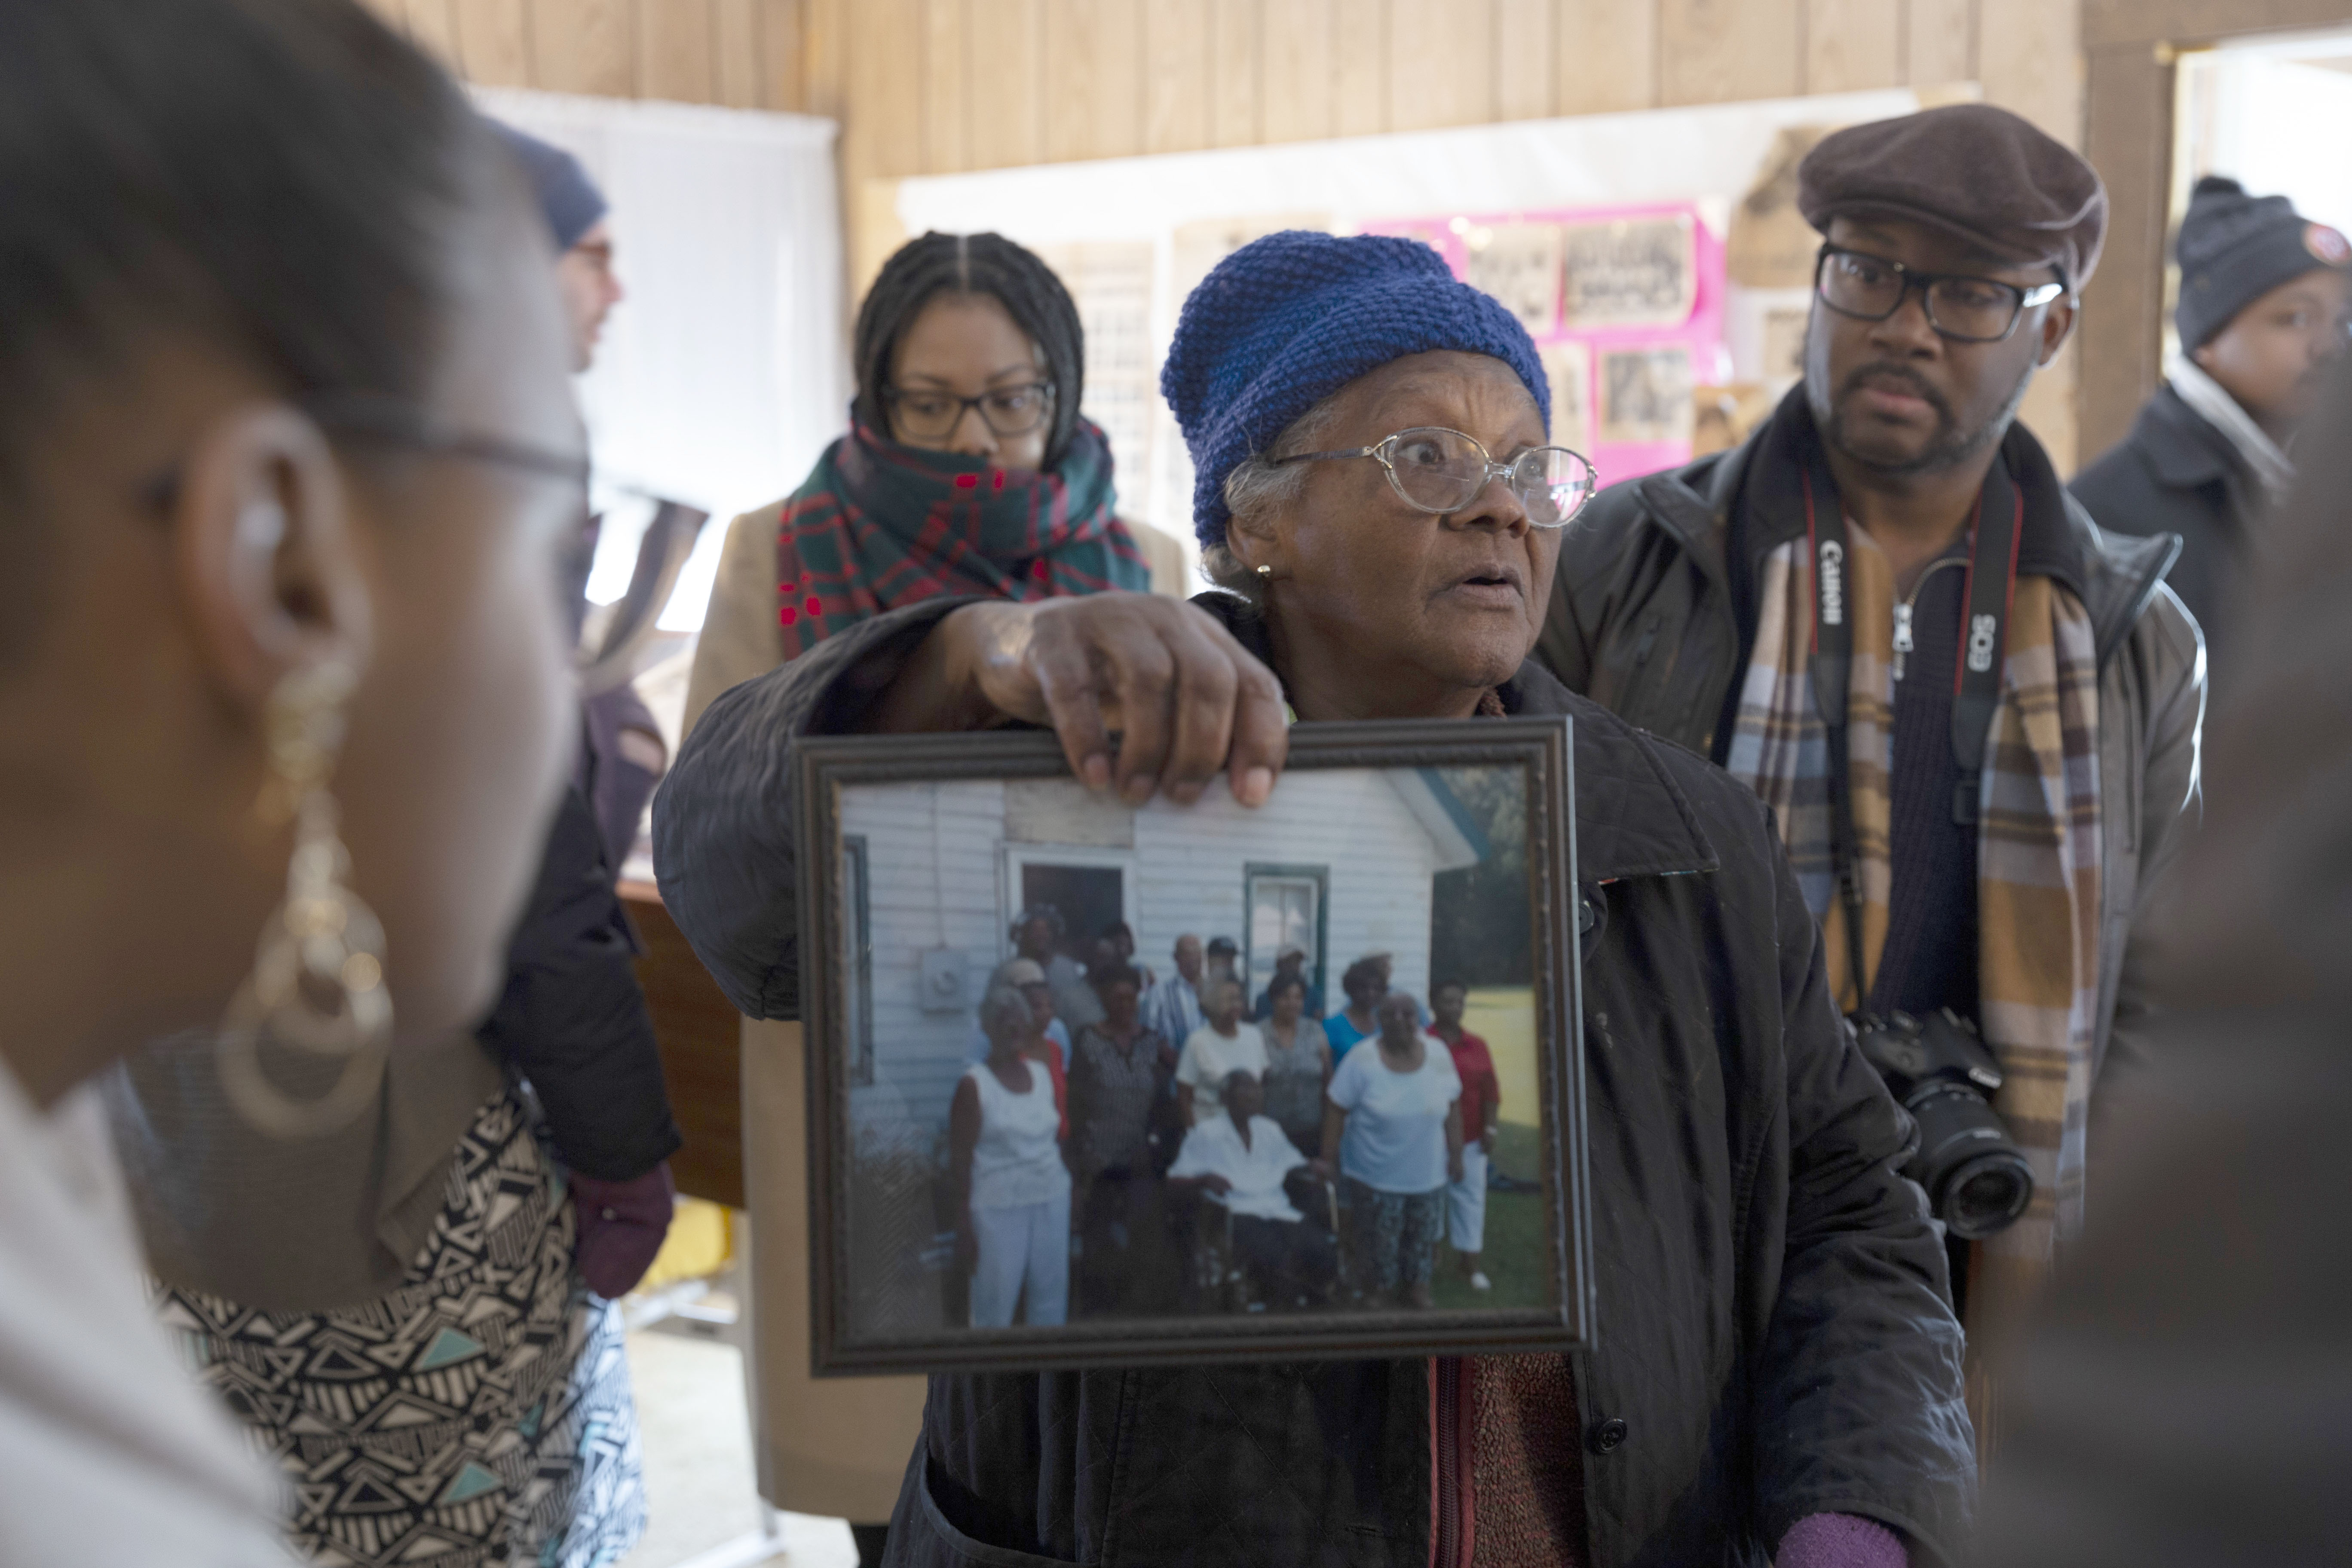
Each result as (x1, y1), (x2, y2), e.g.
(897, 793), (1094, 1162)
(1160, 231), (1551, 548)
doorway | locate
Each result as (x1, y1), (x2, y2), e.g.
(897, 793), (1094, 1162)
(1005, 851), (1137, 963)
(2168, 30), (2352, 364)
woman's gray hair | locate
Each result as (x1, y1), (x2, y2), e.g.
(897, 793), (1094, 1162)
(979, 987), (1032, 1041)
(1206, 390), (1348, 604)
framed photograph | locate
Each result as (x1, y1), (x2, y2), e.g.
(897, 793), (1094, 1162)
(1464, 222), (1565, 336)
(794, 719), (1592, 1374)
(1560, 212), (1697, 329)
(1690, 382), (1777, 458)
(1760, 305), (1810, 385)
(1540, 340), (1594, 456)
(1599, 344), (1695, 445)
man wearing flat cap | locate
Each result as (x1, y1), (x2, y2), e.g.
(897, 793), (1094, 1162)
(1540, 103), (2205, 1327)
(2073, 175), (2350, 671)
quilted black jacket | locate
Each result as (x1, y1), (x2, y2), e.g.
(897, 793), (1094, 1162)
(652, 594), (1974, 1567)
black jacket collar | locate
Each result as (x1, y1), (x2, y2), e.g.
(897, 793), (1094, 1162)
(1635, 388), (2183, 668)
(2133, 381), (2251, 493)
(1192, 592), (1718, 882)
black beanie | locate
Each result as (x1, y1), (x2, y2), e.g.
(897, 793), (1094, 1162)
(2175, 175), (2350, 349)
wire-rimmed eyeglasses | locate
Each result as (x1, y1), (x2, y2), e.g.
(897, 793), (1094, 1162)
(1269, 426), (1598, 527)
(1815, 245), (2066, 343)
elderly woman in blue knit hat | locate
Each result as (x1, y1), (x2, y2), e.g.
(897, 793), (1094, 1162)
(655, 232), (1971, 1568)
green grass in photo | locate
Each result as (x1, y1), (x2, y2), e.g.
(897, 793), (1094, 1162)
(1431, 1187), (1548, 1311)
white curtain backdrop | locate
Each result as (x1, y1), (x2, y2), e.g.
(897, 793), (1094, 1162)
(473, 87), (847, 630)
(2191, 38), (2352, 237)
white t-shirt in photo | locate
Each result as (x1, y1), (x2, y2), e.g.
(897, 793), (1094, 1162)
(1175, 1022), (1268, 1125)
(1327, 1037), (1461, 1194)
(961, 1061), (1069, 1211)
(1167, 1113), (1308, 1223)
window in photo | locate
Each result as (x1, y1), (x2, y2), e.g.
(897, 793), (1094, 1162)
(1244, 865), (1326, 1005)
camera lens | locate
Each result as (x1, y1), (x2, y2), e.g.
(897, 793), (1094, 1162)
(1938, 1150), (2035, 1239)
(1904, 1081), (2035, 1239)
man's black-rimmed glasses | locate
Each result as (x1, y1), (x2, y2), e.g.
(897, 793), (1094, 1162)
(1815, 245), (2065, 343)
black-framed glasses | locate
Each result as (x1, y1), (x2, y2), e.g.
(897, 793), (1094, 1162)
(307, 394), (594, 487)
(138, 393), (593, 516)
(882, 382), (1055, 441)
(1270, 426), (1599, 527)
(1815, 245), (2065, 343)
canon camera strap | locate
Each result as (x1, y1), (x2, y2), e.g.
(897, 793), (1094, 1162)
(1804, 454), (2022, 1010)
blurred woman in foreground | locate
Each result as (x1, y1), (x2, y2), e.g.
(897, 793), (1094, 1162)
(0, 0), (579, 1562)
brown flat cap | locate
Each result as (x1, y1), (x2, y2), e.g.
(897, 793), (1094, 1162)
(1798, 103), (2108, 288)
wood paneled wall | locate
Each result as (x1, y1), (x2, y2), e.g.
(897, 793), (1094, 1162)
(364, 0), (821, 111)
(370, 0), (2097, 457)
(369, 0), (2082, 175)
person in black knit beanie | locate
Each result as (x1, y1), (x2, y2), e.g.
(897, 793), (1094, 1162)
(2073, 175), (2350, 671)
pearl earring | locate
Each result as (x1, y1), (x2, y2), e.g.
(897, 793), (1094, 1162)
(1255, 564), (1273, 578)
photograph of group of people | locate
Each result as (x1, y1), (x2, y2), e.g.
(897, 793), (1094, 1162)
(828, 766), (1549, 1341)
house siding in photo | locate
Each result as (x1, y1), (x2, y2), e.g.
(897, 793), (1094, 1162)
(837, 769), (1482, 1140)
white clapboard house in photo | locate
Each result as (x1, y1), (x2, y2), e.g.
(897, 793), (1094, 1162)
(835, 769), (1489, 1142)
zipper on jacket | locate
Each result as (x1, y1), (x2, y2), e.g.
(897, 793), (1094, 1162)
(1891, 557), (1965, 683)
(1631, 612), (1663, 667)
(1433, 1356), (1468, 1568)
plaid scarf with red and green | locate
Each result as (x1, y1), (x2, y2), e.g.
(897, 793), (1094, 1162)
(774, 418), (1147, 657)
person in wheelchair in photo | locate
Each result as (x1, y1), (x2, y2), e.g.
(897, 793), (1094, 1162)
(1164, 1069), (1338, 1310)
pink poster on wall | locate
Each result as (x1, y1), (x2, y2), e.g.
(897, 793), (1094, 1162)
(1362, 202), (1730, 489)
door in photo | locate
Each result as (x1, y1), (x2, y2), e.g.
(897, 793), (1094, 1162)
(1007, 854), (1136, 962)
(1244, 866), (1327, 1004)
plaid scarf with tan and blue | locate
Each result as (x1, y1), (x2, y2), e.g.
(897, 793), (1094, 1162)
(1721, 406), (2103, 1264)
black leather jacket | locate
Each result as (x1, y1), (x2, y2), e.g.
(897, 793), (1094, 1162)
(654, 594), (1975, 1567)
(1538, 416), (2204, 1110)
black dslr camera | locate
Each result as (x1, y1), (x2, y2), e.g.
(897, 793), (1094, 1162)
(1850, 1008), (2034, 1239)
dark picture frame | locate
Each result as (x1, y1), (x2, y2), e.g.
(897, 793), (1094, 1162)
(794, 717), (1592, 1375)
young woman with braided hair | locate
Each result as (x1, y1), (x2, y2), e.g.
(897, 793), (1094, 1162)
(683, 230), (1184, 734)
(679, 230), (1183, 1565)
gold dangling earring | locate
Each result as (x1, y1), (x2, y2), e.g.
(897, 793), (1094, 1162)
(214, 661), (392, 1139)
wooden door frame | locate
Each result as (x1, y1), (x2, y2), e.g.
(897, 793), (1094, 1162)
(2079, 0), (2352, 460)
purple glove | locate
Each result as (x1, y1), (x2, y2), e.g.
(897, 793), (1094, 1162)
(570, 1163), (677, 1298)
(1777, 1513), (1908, 1568)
